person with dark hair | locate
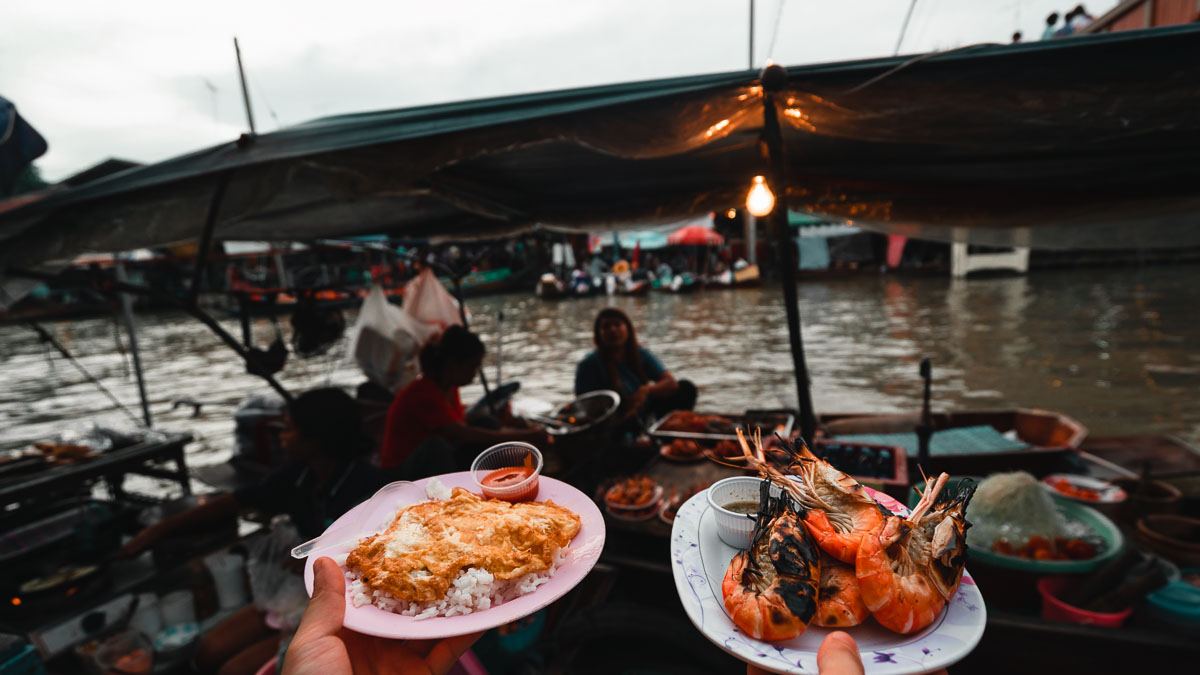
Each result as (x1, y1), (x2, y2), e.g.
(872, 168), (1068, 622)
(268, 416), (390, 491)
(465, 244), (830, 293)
(574, 308), (696, 420)
(1054, 8), (1078, 37)
(1042, 12), (1059, 40)
(380, 325), (547, 474)
(1068, 4), (1094, 31)
(121, 387), (383, 675)
(1011, 31), (1022, 43)
(123, 387), (378, 550)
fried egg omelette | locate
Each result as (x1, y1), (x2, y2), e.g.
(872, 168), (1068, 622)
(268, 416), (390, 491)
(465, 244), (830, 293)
(347, 487), (581, 603)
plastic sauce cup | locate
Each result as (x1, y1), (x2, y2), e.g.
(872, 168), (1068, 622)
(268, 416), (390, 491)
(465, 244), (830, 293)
(471, 442), (543, 502)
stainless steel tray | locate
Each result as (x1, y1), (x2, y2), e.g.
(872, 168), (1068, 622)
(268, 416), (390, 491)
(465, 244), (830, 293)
(646, 410), (795, 442)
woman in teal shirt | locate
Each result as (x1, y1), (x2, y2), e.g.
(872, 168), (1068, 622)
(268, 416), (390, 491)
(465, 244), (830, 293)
(575, 307), (697, 419)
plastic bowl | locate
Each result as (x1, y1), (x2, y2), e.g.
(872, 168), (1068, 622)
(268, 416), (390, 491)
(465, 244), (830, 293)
(706, 477), (776, 549)
(1135, 514), (1200, 567)
(1143, 580), (1200, 637)
(470, 442), (542, 502)
(1038, 576), (1132, 627)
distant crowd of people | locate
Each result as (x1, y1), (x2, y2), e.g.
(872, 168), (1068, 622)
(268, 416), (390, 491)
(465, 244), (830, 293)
(1042, 5), (1096, 39)
(1012, 4), (1097, 43)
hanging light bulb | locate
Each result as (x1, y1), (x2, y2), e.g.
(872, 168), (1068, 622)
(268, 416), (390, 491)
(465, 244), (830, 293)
(746, 175), (775, 217)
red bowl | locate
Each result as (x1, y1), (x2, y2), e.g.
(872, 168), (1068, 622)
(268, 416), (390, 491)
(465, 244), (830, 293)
(1037, 576), (1132, 627)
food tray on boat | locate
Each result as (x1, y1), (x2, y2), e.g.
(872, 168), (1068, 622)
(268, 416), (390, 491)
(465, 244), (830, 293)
(648, 409), (794, 442)
(812, 439), (909, 487)
(670, 486), (986, 674)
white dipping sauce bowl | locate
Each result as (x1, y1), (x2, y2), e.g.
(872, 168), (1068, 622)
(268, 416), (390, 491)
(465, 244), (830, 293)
(706, 477), (779, 549)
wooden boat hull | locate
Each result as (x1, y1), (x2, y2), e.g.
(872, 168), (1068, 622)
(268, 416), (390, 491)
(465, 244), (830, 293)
(819, 408), (1088, 477)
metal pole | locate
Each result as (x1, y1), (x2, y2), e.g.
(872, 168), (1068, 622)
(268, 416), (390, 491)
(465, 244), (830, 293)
(273, 247), (289, 290)
(234, 37), (257, 135)
(188, 172), (231, 307)
(496, 310), (503, 384)
(115, 260), (153, 427)
(452, 276), (493, 404)
(749, 0), (756, 69)
(760, 64), (817, 445)
(744, 212), (757, 265)
(894, 0), (919, 56)
(916, 358), (933, 468)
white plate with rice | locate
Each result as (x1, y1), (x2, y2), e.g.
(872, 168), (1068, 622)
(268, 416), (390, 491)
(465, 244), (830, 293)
(303, 471), (605, 639)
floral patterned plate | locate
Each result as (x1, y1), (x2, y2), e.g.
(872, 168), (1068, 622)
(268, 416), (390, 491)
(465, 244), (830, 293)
(669, 487), (986, 675)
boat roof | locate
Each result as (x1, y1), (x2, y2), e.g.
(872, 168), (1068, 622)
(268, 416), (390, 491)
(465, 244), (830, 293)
(2, 23), (1198, 272)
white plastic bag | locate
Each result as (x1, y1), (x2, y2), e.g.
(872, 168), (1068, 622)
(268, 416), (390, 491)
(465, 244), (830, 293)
(402, 267), (464, 331)
(349, 286), (438, 392)
(246, 517), (309, 630)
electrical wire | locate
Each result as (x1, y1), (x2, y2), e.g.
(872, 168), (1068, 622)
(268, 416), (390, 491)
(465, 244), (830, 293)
(766, 0), (789, 62)
(249, 71), (282, 128)
(909, 0), (941, 51)
(27, 321), (146, 427)
(841, 42), (1000, 96)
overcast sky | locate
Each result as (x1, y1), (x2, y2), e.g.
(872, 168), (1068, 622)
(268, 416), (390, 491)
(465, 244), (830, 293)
(3, 0), (1114, 181)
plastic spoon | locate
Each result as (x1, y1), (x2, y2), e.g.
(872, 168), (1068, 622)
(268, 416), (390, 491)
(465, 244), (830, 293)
(290, 480), (425, 559)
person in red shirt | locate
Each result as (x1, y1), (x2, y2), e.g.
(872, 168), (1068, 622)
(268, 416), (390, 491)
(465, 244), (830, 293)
(381, 325), (547, 475)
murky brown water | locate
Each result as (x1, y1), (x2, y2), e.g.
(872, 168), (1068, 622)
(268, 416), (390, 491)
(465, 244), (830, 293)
(2, 265), (1198, 489)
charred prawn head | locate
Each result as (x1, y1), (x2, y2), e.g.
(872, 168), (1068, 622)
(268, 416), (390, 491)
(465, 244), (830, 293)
(721, 480), (821, 641)
(917, 478), (976, 600)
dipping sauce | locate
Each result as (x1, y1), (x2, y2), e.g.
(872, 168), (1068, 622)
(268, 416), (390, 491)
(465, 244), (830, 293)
(480, 466), (539, 502)
(721, 500), (760, 515)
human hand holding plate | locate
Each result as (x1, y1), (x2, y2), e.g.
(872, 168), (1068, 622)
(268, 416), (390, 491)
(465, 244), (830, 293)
(284, 557), (482, 675)
(302, 472), (605, 640)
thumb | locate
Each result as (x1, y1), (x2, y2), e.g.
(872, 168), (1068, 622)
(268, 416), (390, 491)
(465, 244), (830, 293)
(817, 631), (864, 675)
(293, 557), (348, 644)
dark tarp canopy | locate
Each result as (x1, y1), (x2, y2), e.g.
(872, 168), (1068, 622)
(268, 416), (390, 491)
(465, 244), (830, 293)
(2, 24), (1199, 274)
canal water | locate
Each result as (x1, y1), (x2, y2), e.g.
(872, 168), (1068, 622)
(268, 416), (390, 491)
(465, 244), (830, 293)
(2, 265), (1198, 487)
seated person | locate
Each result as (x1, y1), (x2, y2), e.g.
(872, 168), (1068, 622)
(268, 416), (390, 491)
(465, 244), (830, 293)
(574, 308), (696, 420)
(121, 387), (382, 675)
(380, 325), (547, 476)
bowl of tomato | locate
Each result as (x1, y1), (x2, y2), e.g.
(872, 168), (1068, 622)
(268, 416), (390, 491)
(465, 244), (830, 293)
(471, 442), (543, 502)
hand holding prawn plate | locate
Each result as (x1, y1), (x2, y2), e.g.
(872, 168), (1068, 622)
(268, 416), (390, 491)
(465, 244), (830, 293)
(669, 430), (986, 674)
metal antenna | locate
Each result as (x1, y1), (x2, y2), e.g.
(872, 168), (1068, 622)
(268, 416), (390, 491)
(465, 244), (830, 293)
(894, 0), (920, 55)
(749, 0), (755, 69)
(234, 37), (256, 134)
(203, 79), (218, 123)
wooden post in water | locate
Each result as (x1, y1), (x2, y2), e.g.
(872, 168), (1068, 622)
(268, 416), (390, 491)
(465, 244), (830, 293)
(760, 63), (817, 445)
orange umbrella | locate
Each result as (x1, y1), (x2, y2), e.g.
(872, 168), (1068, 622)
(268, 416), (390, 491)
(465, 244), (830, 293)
(667, 225), (724, 246)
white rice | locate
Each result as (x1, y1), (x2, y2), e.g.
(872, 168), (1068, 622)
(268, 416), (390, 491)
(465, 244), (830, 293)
(425, 477), (451, 501)
(345, 548), (565, 619)
(343, 479), (564, 619)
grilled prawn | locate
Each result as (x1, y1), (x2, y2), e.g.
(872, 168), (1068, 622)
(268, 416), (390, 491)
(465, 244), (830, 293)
(815, 551), (869, 628)
(738, 430), (890, 564)
(855, 473), (976, 634)
(721, 481), (821, 641)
